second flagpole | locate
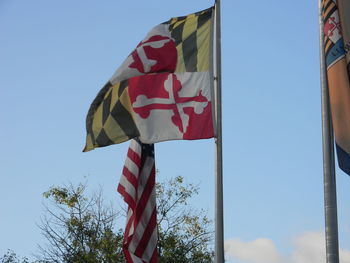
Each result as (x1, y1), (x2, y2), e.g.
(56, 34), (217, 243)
(318, 0), (340, 262)
(214, 0), (224, 263)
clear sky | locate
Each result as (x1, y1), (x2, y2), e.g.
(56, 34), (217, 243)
(1, 0), (350, 262)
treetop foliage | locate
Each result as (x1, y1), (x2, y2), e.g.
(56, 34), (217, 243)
(2, 176), (213, 263)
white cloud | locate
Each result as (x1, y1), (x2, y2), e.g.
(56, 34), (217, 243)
(340, 249), (350, 263)
(225, 238), (282, 263)
(225, 232), (350, 263)
(289, 232), (325, 263)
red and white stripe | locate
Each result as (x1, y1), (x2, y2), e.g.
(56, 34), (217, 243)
(117, 139), (158, 263)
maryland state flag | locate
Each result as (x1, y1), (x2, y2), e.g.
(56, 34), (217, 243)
(84, 8), (214, 151)
(322, 0), (350, 174)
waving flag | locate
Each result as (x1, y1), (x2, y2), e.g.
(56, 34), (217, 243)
(322, 0), (350, 175)
(84, 7), (214, 151)
(117, 139), (157, 263)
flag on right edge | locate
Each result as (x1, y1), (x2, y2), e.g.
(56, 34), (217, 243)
(322, 0), (350, 175)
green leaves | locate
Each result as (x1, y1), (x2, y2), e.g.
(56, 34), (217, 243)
(6, 177), (214, 263)
(0, 250), (31, 263)
(156, 176), (214, 263)
(43, 185), (85, 208)
(38, 183), (123, 263)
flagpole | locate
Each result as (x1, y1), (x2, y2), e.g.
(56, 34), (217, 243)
(318, 0), (340, 262)
(214, 0), (224, 263)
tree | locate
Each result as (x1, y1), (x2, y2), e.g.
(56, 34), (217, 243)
(36, 176), (213, 263)
(156, 176), (214, 263)
(0, 250), (31, 263)
(38, 184), (124, 263)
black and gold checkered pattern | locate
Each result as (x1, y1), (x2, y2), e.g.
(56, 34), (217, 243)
(84, 80), (139, 152)
(166, 7), (213, 73)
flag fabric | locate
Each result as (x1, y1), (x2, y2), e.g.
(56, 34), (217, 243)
(117, 139), (158, 263)
(322, 0), (350, 175)
(84, 7), (214, 152)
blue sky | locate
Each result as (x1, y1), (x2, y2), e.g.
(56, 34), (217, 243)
(1, 0), (350, 262)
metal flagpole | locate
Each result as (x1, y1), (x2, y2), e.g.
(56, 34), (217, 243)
(318, 0), (340, 262)
(214, 0), (224, 263)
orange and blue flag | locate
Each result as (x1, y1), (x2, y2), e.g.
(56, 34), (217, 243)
(322, 0), (350, 175)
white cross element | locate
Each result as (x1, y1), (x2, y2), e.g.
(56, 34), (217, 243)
(132, 74), (208, 134)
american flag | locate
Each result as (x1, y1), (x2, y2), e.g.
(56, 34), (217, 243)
(117, 139), (158, 263)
